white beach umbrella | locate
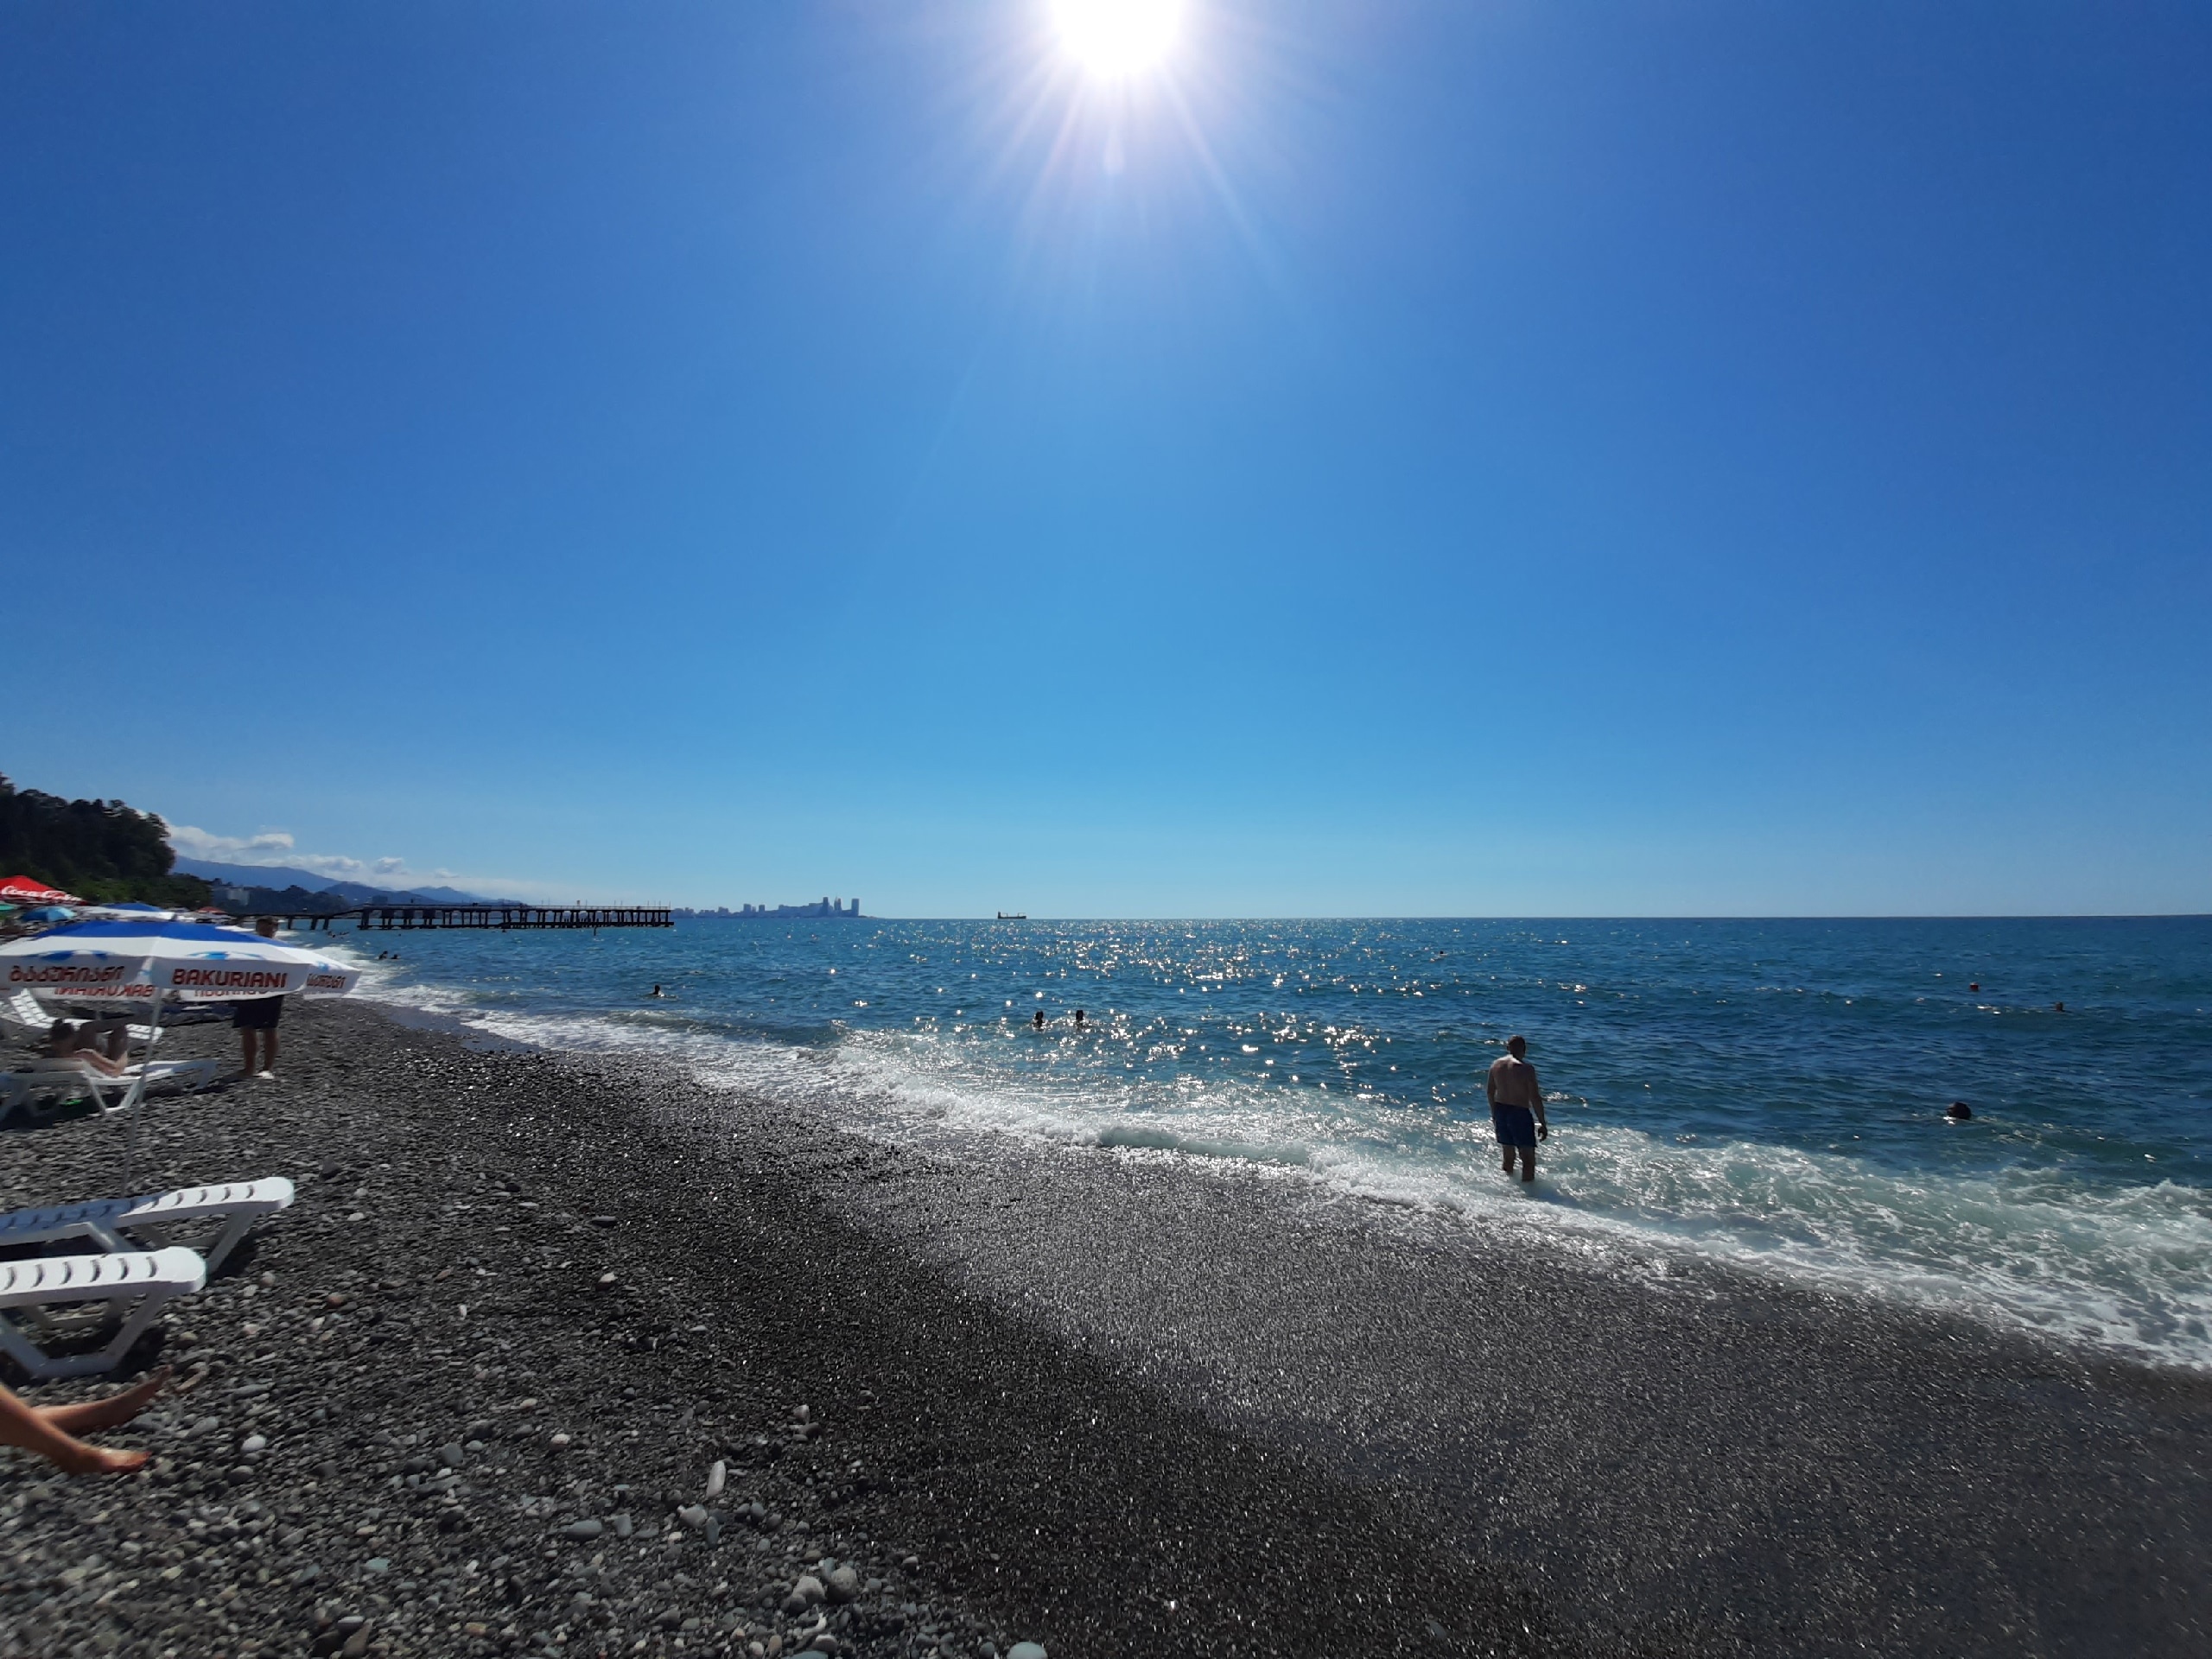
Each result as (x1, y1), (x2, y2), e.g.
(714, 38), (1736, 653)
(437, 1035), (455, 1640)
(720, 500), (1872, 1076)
(0, 931), (153, 1004)
(2, 920), (361, 1007)
(2, 919), (362, 1185)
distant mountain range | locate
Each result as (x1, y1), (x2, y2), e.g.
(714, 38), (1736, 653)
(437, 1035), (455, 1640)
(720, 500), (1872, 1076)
(171, 856), (498, 906)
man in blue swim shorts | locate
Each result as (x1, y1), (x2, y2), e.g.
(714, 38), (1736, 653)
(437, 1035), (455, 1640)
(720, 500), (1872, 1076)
(1486, 1034), (1548, 1183)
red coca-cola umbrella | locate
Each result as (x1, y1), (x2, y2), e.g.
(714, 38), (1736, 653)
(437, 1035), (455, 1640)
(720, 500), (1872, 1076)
(0, 875), (82, 906)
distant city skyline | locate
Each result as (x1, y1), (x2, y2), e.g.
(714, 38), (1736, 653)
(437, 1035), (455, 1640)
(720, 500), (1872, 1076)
(5, 3), (2207, 916)
(681, 899), (864, 920)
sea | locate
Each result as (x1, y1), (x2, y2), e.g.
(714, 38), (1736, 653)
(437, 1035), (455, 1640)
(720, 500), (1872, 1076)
(337, 916), (2212, 1370)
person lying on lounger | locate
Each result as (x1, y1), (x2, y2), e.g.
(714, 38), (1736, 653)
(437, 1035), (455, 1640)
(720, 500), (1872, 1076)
(44, 1020), (129, 1077)
(0, 1368), (168, 1474)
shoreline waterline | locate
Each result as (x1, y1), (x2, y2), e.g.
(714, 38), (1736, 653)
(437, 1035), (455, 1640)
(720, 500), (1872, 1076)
(338, 914), (2212, 1372)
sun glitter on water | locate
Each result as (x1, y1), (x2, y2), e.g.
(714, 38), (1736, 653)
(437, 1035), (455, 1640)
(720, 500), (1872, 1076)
(1052, 0), (1183, 77)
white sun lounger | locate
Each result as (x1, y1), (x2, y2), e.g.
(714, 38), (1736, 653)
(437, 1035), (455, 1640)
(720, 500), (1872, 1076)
(0, 1178), (295, 1277)
(0, 1246), (206, 1379)
(0, 1055), (222, 1124)
(3, 989), (151, 1046)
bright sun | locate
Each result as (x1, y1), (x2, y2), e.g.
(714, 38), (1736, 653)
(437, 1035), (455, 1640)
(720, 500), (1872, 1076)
(1053, 0), (1183, 77)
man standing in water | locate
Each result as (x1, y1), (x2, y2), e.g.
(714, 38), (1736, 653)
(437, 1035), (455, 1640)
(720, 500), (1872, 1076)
(1486, 1034), (1548, 1183)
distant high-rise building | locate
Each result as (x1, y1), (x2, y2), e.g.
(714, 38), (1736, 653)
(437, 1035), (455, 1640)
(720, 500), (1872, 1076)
(721, 895), (861, 919)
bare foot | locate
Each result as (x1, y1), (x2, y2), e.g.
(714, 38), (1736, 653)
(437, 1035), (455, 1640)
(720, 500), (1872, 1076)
(60, 1444), (149, 1477)
(41, 1366), (170, 1433)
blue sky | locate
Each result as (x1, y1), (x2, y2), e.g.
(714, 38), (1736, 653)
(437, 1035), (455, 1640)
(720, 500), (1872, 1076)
(4, 1), (2207, 915)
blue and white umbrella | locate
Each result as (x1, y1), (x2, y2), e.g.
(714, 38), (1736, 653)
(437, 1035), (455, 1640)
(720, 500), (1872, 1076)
(0, 920), (361, 1010)
(78, 900), (188, 922)
(0, 920), (360, 1005)
(0, 919), (362, 1183)
(0, 931), (151, 1003)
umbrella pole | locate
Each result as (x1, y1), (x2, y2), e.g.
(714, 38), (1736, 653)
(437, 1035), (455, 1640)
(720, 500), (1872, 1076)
(119, 988), (164, 1194)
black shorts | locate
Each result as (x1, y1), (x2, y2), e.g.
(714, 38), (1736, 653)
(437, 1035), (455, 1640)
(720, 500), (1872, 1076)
(232, 996), (286, 1031)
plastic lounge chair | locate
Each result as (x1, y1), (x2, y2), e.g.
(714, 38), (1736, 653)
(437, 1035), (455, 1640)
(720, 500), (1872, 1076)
(0, 1178), (296, 1277)
(0, 1246), (206, 1379)
(0, 1055), (220, 1122)
(3, 990), (151, 1046)
(0, 1060), (118, 1124)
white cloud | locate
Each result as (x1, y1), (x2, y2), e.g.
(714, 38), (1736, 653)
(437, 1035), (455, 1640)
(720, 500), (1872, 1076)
(165, 822), (575, 901)
(291, 853), (373, 876)
(168, 826), (419, 880)
(167, 824), (297, 862)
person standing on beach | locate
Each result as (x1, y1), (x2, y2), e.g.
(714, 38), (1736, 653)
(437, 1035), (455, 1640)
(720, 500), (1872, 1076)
(1486, 1034), (1548, 1183)
(233, 917), (286, 1080)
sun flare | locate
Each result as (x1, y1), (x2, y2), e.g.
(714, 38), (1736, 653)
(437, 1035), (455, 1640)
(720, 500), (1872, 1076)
(1052, 0), (1183, 78)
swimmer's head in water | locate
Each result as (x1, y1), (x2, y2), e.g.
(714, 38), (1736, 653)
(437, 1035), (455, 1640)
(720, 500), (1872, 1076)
(1947, 1101), (1974, 1121)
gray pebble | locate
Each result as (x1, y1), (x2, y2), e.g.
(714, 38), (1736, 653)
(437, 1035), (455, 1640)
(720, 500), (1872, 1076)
(782, 1573), (826, 1614)
(0, 1002), (1022, 1659)
(677, 1503), (709, 1530)
(1007, 1643), (1048, 1659)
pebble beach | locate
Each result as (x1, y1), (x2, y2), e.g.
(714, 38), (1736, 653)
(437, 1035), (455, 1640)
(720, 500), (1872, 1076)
(2, 998), (2207, 1658)
(0, 1002), (1554, 1659)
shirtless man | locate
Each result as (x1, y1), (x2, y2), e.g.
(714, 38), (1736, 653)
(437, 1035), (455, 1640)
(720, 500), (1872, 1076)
(234, 917), (286, 1079)
(1486, 1034), (1548, 1183)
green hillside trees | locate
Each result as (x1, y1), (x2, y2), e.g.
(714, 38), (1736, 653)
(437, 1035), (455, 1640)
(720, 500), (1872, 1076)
(0, 775), (211, 908)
